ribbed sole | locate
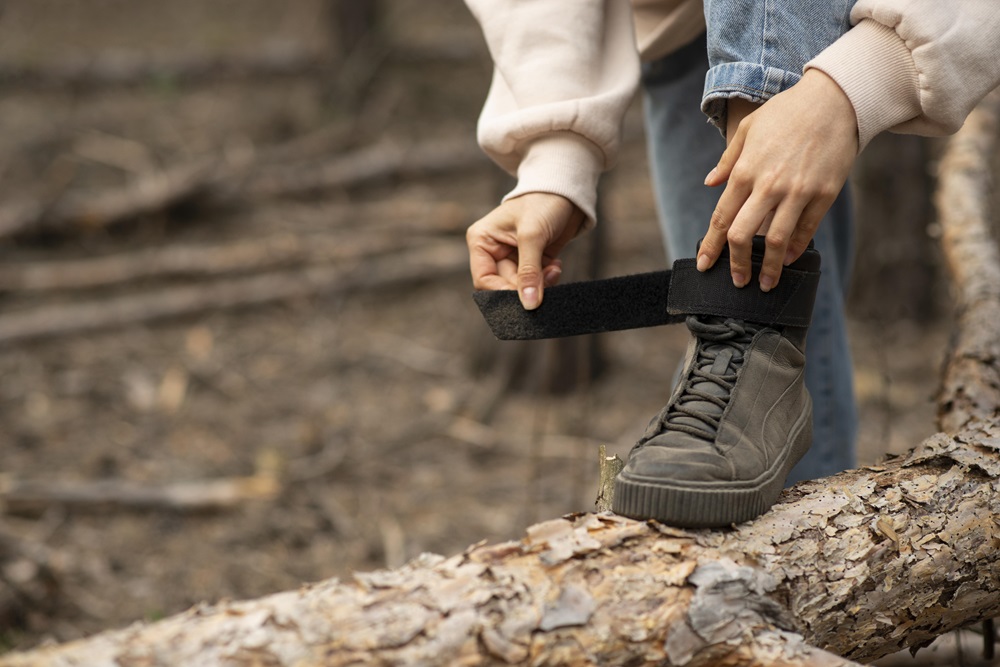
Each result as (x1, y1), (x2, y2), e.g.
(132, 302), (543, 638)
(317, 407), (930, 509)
(612, 407), (812, 528)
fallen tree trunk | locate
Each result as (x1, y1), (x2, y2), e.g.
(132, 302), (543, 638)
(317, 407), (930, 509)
(3, 86), (1000, 667)
(1, 425), (998, 666)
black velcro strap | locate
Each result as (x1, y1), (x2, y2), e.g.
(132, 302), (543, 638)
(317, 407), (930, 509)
(472, 271), (685, 340)
(473, 247), (821, 341)
(667, 258), (819, 328)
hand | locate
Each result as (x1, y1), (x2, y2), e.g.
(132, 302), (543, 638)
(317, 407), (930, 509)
(699, 69), (858, 291)
(466, 192), (585, 310)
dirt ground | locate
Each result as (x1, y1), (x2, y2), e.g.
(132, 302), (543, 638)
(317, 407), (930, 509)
(0, 1), (969, 661)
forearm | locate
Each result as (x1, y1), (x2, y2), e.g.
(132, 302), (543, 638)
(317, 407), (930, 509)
(806, 0), (1000, 150)
(465, 0), (640, 226)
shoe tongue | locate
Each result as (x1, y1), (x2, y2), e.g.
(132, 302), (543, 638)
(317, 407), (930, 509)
(669, 344), (736, 432)
(710, 348), (734, 376)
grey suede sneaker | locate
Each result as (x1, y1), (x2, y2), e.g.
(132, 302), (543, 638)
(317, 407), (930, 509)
(613, 242), (819, 528)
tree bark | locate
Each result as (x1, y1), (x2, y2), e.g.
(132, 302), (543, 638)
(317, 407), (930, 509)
(3, 84), (1000, 667)
(935, 89), (1000, 434)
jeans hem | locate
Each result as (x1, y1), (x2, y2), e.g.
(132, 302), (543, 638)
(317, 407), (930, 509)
(701, 61), (802, 130)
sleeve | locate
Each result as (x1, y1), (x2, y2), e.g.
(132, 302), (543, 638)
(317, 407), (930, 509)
(465, 0), (641, 227)
(805, 0), (1000, 151)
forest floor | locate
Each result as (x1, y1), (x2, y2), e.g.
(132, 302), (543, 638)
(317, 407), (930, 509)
(0, 2), (982, 664)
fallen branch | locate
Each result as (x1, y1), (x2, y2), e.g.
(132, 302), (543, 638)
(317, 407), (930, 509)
(0, 47), (328, 90)
(0, 43), (486, 92)
(0, 158), (219, 239)
(239, 139), (486, 200)
(0, 241), (466, 344)
(935, 88), (1000, 433)
(0, 474), (279, 516)
(0, 139), (487, 240)
(0, 230), (443, 293)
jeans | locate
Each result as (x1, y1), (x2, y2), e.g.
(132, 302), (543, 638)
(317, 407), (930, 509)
(642, 13), (857, 483)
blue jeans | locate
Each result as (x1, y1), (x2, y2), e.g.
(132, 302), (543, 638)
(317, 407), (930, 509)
(642, 12), (857, 483)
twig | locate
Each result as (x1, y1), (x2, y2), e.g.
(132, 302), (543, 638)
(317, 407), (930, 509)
(0, 241), (466, 344)
(0, 158), (219, 238)
(0, 47), (329, 91)
(0, 139), (487, 241)
(0, 230), (433, 293)
(0, 474), (280, 516)
(241, 139), (485, 200)
(594, 444), (624, 513)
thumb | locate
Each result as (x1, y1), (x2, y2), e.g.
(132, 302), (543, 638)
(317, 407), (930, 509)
(516, 229), (546, 310)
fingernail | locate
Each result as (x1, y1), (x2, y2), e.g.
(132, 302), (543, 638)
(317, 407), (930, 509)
(784, 250), (796, 266)
(704, 168), (717, 186)
(520, 287), (539, 310)
(760, 275), (775, 292)
(697, 254), (710, 272)
(732, 273), (746, 288)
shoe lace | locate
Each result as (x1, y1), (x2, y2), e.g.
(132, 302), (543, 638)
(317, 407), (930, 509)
(657, 315), (761, 443)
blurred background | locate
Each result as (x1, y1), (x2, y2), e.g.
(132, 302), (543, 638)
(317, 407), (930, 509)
(0, 0), (988, 661)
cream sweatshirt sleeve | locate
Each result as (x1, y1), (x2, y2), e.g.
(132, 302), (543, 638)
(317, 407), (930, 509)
(806, 0), (1000, 150)
(464, 0), (641, 227)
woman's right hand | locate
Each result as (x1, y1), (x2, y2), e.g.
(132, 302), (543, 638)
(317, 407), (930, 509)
(466, 192), (585, 310)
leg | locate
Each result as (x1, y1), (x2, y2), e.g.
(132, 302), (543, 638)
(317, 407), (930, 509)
(640, 7), (857, 490)
(642, 34), (722, 263)
(703, 0), (858, 482)
(787, 189), (857, 484)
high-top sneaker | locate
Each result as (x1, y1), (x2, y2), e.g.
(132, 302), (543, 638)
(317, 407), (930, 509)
(613, 240), (818, 527)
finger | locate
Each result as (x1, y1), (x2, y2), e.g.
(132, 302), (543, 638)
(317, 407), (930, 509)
(726, 194), (775, 288)
(541, 257), (563, 287)
(468, 236), (512, 289)
(497, 256), (518, 287)
(475, 273), (514, 291)
(705, 120), (747, 187)
(759, 203), (806, 292)
(466, 218), (510, 288)
(516, 228), (547, 310)
(784, 199), (831, 265)
(542, 264), (562, 288)
(700, 174), (751, 275)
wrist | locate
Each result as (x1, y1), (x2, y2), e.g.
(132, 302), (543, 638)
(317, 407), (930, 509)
(503, 132), (602, 230)
(798, 70), (859, 151)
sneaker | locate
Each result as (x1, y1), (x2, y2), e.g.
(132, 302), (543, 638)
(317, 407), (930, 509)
(612, 284), (813, 528)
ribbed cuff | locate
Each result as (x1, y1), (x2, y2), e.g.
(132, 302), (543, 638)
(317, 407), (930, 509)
(806, 19), (921, 151)
(503, 132), (603, 229)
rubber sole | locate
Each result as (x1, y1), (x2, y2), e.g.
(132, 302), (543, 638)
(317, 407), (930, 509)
(612, 405), (812, 528)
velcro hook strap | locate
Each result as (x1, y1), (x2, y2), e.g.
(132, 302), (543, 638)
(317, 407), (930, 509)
(473, 245), (821, 341)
